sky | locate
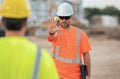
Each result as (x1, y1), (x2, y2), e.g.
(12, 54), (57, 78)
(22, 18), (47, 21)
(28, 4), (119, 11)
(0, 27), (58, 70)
(83, 0), (120, 10)
(0, 0), (120, 10)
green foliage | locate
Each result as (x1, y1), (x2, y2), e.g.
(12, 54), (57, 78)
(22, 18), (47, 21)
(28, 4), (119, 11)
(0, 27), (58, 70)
(101, 6), (120, 15)
(85, 8), (101, 20)
(84, 6), (120, 22)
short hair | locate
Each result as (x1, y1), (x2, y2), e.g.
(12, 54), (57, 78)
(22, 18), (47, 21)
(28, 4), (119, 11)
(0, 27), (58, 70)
(2, 17), (27, 31)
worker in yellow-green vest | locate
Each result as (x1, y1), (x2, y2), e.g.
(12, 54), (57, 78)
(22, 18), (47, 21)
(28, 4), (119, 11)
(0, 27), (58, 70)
(0, 0), (59, 79)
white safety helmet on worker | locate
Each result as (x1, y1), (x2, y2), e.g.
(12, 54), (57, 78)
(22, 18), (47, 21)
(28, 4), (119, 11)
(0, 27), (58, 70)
(57, 3), (73, 16)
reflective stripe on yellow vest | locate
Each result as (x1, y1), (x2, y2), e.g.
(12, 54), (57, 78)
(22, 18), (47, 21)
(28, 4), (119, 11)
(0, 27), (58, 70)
(32, 47), (41, 79)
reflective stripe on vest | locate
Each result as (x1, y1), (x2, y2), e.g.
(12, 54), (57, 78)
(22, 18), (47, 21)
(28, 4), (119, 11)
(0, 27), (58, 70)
(32, 47), (41, 79)
(54, 28), (81, 64)
(49, 30), (62, 57)
(57, 30), (61, 35)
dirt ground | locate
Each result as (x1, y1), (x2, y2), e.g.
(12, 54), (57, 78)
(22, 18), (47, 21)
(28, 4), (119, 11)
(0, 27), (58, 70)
(90, 37), (120, 79)
(28, 36), (120, 79)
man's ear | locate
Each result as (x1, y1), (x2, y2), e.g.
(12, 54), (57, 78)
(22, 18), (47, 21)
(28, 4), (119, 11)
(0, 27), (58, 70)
(24, 18), (28, 28)
(21, 19), (28, 34)
(1, 19), (6, 29)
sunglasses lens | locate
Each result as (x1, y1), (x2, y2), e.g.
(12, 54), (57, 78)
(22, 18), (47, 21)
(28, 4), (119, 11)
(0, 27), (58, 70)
(59, 16), (70, 20)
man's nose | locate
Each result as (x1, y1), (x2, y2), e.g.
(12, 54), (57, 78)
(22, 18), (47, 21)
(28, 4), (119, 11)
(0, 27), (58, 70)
(62, 19), (66, 21)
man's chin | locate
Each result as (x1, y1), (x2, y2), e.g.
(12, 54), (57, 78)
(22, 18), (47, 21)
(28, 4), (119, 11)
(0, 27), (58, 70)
(61, 24), (70, 28)
(62, 26), (69, 29)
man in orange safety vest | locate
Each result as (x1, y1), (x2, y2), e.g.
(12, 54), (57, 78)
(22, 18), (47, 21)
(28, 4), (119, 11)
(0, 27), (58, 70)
(48, 2), (91, 79)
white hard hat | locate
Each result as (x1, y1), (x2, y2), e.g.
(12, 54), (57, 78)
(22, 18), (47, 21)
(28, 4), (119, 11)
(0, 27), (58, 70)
(57, 3), (73, 16)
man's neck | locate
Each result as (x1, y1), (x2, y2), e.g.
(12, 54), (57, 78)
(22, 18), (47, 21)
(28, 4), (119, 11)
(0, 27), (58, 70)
(6, 31), (24, 37)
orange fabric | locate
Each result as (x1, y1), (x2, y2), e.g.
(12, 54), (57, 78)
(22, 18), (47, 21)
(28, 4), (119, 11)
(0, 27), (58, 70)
(48, 27), (91, 79)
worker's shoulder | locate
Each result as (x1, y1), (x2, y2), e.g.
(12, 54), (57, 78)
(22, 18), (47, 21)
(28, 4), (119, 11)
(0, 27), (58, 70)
(41, 48), (51, 59)
(0, 36), (37, 49)
(79, 29), (89, 40)
(80, 29), (86, 34)
(73, 27), (87, 35)
(74, 27), (88, 39)
(41, 48), (54, 63)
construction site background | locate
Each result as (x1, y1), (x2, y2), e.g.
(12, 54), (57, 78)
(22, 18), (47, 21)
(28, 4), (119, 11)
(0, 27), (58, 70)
(26, 24), (120, 79)
(27, 15), (120, 79)
(0, 0), (120, 79)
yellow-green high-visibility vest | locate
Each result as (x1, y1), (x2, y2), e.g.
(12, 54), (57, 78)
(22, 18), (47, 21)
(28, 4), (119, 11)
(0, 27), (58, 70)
(0, 36), (59, 79)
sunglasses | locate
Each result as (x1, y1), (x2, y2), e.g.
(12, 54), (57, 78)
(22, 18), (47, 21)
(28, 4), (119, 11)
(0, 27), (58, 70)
(59, 16), (71, 20)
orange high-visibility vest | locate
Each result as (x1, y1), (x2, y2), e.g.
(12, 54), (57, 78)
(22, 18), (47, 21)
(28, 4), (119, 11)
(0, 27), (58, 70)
(48, 27), (91, 79)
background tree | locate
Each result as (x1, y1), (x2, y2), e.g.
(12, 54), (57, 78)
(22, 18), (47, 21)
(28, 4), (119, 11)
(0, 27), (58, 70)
(84, 6), (120, 23)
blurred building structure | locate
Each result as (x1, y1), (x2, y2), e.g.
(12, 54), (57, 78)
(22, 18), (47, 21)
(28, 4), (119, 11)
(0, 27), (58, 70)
(91, 15), (119, 27)
(0, 0), (84, 27)
(28, 0), (84, 27)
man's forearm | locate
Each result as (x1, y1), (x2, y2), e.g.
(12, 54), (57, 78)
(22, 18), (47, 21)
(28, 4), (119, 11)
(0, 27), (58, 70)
(83, 52), (91, 77)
